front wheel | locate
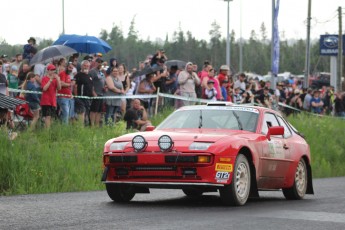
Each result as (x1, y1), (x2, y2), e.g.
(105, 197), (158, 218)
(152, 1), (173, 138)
(219, 154), (251, 206)
(106, 184), (135, 203)
(283, 158), (308, 200)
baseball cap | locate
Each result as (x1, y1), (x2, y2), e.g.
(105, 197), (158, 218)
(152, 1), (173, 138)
(95, 58), (103, 63)
(47, 64), (56, 71)
(220, 65), (230, 71)
(11, 65), (18, 71)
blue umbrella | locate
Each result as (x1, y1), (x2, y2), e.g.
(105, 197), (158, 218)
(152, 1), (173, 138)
(53, 34), (112, 54)
(53, 34), (80, 45)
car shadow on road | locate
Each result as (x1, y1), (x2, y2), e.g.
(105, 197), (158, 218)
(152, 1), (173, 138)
(104, 191), (314, 209)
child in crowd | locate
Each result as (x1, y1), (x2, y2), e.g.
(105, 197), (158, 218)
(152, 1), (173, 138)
(205, 79), (217, 101)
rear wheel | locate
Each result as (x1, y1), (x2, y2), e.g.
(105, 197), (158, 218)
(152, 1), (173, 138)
(219, 154), (251, 206)
(106, 184), (135, 202)
(283, 158), (307, 200)
(182, 188), (203, 197)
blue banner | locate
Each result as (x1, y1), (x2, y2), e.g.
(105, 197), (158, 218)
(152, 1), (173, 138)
(272, 0), (280, 75)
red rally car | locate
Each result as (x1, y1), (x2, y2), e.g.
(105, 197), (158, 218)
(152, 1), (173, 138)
(102, 103), (314, 206)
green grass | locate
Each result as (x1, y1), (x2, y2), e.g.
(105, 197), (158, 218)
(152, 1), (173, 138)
(0, 108), (344, 195)
(287, 113), (345, 178)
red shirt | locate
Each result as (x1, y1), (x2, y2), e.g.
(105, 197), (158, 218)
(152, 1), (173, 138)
(58, 71), (72, 98)
(40, 76), (58, 107)
(217, 73), (227, 85)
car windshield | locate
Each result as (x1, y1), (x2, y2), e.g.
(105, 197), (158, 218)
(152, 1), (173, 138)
(156, 107), (259, 132)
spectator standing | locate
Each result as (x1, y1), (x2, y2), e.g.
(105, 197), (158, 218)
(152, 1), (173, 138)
(234, 73), (246, 93)
(201, 68), (222, 100)
(217, 65), (230, 85)
(33, 63), (46, 88)
(74, 60), (96, 125)
(233, 87), (243, 104)
(333, 92), (345, 118)
(255, 87), (272, 108)
(57, 62), (74, 124)
(303, 88), (313, 111)
(89, 58), (106, 127)
(40, 64), (61, 128)
(289, 89), (303, 113)
(137, 73), (156, 115)
(104, 67), (124, 124)
(204, 80), (217, 101)
(10, 54), (22, 71)
(106, 58), (118, 76)
(275, 82), (286, 103)
(177, 62), (200, 106)
(322, 90), (333, 115)
(310, 90), (324, 114)
(7, 66), (19, 97)
(198, 60), (212, 83)
(18, 63), (31, 87)
(220, 79), (229, 101)
(22, 72), (41, 130)
(23, 37), (37, 62)
(118, 63), (130, 116)
(0, 61), (8, 95)
(165, 65), (178, 95)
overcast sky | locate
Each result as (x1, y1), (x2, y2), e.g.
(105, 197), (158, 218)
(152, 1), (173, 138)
(1, 0), (343, 45)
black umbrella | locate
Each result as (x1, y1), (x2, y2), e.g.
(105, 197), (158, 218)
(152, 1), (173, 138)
(165, 60), (186, 69)
(29, 45), (77, 66)
(134, 65), (163, 77)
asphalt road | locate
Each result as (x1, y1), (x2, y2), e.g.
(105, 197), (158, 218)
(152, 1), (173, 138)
(1, 177), (345, 230)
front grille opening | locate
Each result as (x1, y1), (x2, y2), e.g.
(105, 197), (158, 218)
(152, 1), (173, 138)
(165, 156), (198, 163)
(132, 166), (177, 171)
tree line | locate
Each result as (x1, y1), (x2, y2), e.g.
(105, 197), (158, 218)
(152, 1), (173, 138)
(0, 19), (332, 76)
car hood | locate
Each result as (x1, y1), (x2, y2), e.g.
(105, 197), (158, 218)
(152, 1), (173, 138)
(115, 129), (248, 143)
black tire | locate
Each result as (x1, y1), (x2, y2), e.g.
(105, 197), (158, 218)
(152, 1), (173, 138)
(182, 188), (203, 197)
(106, 184), (135, 203)
(283, 158), (308, 200)
(219, 154), (251, 206)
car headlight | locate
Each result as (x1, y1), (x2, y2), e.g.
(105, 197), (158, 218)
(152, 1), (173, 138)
(189, 142), (212, 150)
(109, 142), (129, 151)
(158, 135), (174, 152)
(132, 135), (147, 152)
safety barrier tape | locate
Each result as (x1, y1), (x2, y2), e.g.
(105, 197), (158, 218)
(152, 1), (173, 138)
(8, 88), (340, 118)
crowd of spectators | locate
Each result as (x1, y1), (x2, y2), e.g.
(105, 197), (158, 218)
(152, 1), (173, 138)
(1, 37), (345, 133)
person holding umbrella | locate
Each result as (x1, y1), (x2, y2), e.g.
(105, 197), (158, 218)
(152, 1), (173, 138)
(40, 64), (61, 128)
(23, 37), (37, 62)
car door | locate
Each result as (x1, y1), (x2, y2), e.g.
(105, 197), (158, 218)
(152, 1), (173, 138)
(259, 112), (291, 179)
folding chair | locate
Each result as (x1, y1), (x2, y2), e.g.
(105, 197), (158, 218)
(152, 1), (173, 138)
(13, 97), (34, 131)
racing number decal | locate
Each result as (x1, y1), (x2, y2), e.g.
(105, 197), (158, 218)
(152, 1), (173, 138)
(216, 172), (230, 179)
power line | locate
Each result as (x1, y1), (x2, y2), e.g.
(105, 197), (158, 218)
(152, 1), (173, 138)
(314, 13), (338, 24)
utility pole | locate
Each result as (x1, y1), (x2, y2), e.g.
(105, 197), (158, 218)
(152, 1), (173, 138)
(304, 0), (312, 88)
(239, 0), (243, 73)
(224, 0), (233, 70)
(338, 7), (343, 91)
(62, 0), (65, 34)
(270, 0), (275, 90)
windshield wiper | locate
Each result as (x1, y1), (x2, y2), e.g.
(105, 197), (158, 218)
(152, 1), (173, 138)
(232, 111), (243, 130)
(198, 110), (202, 128)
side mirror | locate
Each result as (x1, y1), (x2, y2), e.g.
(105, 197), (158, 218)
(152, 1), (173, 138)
(145, 126), (155, 131)
(266, 126), (284, 141)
